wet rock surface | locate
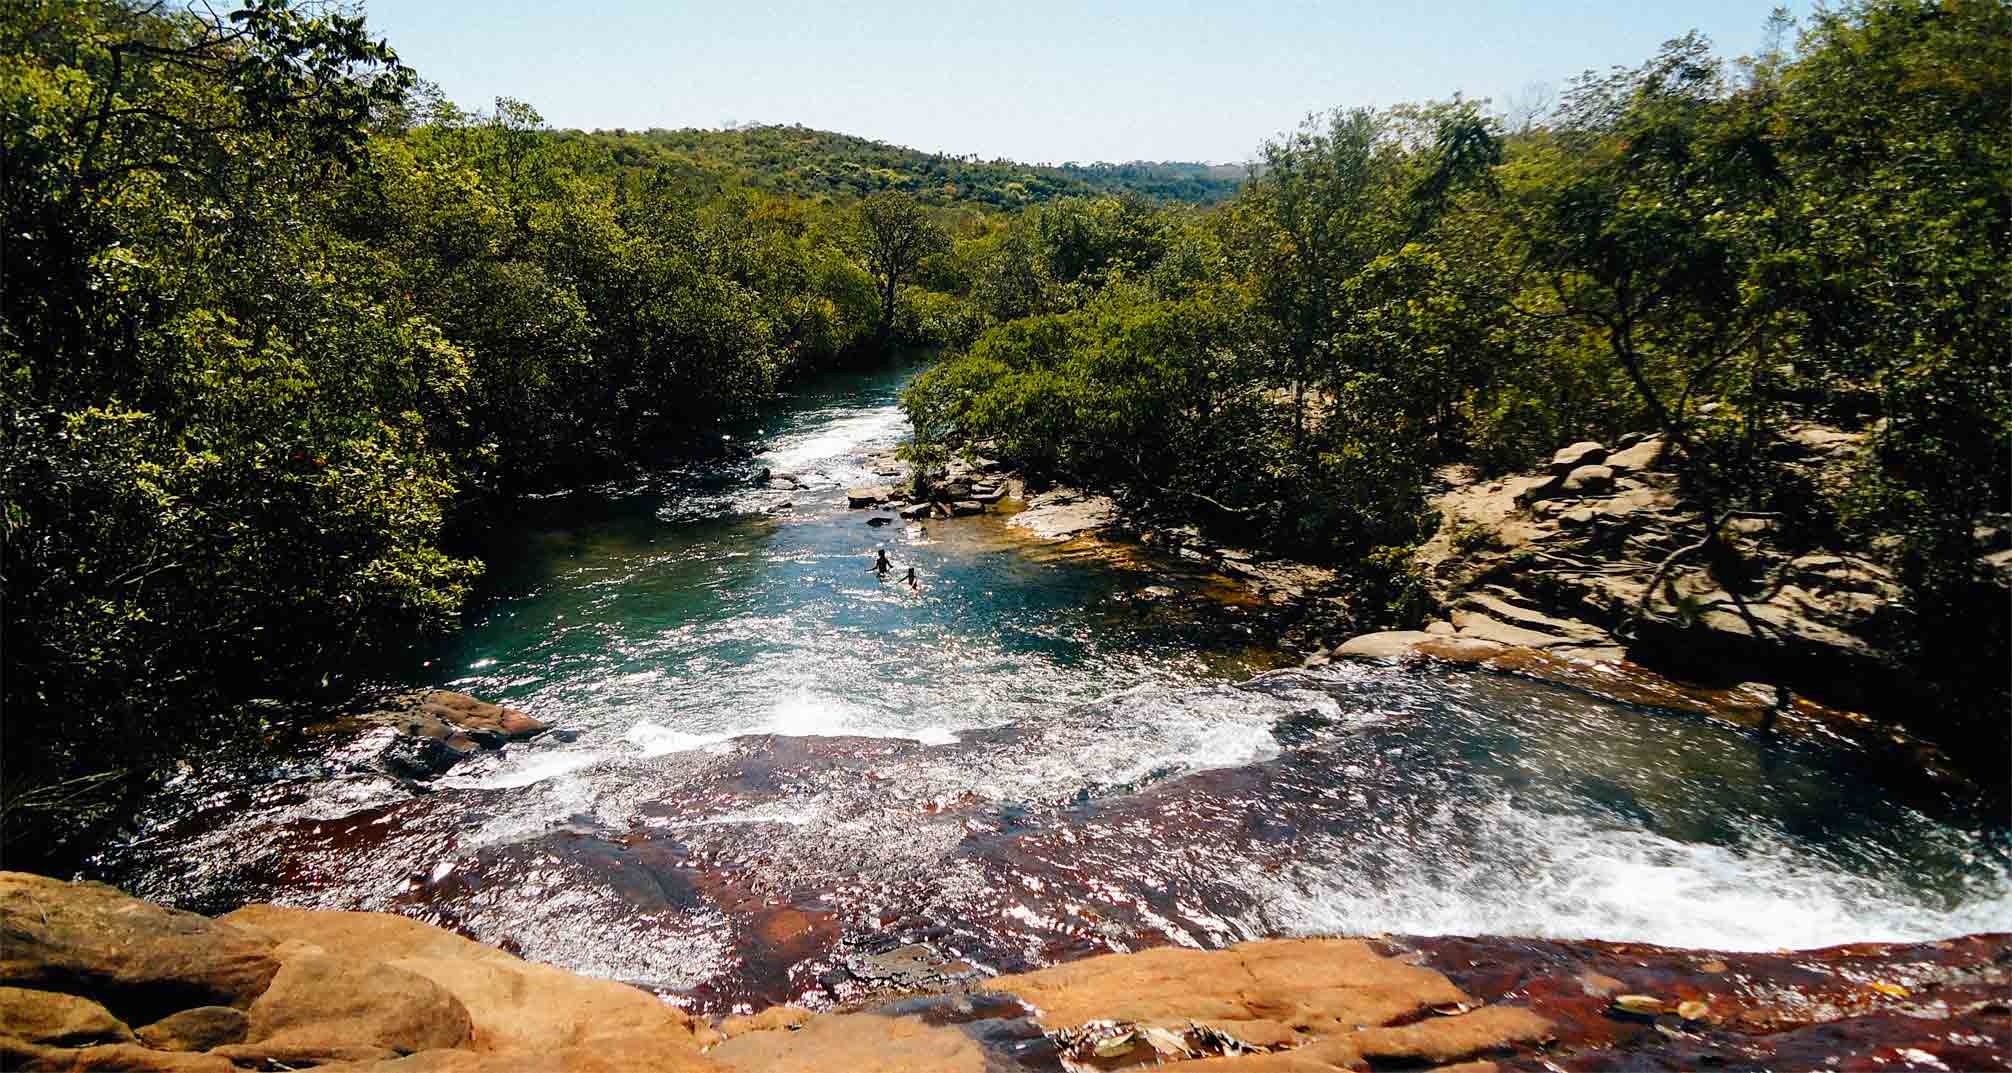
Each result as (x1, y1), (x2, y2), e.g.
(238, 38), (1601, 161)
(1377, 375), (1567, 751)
(1380, 932), (2012, 1072)
(346, 690), (550, 782)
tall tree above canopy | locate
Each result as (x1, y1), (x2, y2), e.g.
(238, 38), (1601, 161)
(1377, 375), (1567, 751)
(855, 190), (950, 349)
(1238, 107), (1409, 453)
(1500, 33), (1793, 455)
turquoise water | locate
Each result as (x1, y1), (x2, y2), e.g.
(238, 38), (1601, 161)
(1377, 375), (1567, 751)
(105, 359), (2012, 1012)
(423, 361), (1279, 755)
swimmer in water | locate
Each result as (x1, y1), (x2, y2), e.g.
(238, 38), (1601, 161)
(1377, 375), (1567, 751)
(872, 549), (891, 576)
(902, 566), (918, 590)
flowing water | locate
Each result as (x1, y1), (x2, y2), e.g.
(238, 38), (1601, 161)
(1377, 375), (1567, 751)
(99, 360), (2012, 1015)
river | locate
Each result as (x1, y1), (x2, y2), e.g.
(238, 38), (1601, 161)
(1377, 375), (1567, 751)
(95, 360), (2012, 1015)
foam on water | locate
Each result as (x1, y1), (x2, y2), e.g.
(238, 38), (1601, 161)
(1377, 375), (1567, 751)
(763, 406), (910, 476)
(1254, 798), (2012, 951)
(447, 749), (608, 791)
(620, 693), (960, 759)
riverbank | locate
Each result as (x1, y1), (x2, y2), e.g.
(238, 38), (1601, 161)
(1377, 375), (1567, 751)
(900, 424), (2008, 801)
(4, 872), (2006, 1072)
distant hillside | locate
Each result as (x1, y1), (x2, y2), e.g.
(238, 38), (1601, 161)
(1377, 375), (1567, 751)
(1051, 161), (1247, 204)
(563, 124), (1246, 208)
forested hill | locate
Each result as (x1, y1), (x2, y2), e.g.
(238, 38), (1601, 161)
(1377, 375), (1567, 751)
(565, 124), (1247, 206)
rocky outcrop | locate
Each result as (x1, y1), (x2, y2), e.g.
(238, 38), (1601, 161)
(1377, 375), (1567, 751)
(1402, 430), (1935, 715)
(0, 875), (715, 1072)
(351, 691), (549, 781)
(213, 951), (473, 1065)
(1, 875), (2004, 1072)
(0, 873), (280, 1025)
(1009, 488), (1118, 541)
(1311, 427), (2012, 794)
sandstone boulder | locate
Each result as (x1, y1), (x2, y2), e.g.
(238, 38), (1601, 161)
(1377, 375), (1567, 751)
(0, 873), (279, 1025)
(1, 1039), (236, 1071)
(1550, 441), (1608, 473)
(846, 487), (890, 509)
(1513, 473), (1568, 506)
(414, 692), (545, 740)
(0, 987), (133, 1047)
(949, 500), (984, 516)
(709, 1009), (986, 1073)
(234, 953), (471, 1060)
(133, 1006), (246, 1052)
(1009, 489), (1117, 541)
(1602, 438), (1665, 475)
(1782, 424), (1862, 458)
(1335, 631), (1507, 663)
(223, 906), (709, 1056)
(220, 907), (517, 966)
(1560, 464), (1615, 495)
(987, 938), (1472, 1045)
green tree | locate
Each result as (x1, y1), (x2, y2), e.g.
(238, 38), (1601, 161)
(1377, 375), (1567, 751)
(1, 0), (477, 864)
(855, 191), (950, 350)
(1237, 107), (1409, 454)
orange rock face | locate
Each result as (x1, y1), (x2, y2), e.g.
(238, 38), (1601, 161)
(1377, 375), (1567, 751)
(984, 938), (1549, 1071)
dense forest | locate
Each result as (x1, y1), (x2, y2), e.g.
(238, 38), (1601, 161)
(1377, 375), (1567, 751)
(2, 0), (2005, 867)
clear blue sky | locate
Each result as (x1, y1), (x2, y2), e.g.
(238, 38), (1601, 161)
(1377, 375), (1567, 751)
(356, 0), (1802, 165)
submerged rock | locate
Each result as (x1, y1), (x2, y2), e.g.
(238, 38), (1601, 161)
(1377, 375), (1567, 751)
(379, 733), (478, 780)
(356, 690), (548, 781)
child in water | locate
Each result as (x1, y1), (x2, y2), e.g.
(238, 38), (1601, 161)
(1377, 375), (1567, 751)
(871, 549), (891, 576)
(902, 567), (918, 590)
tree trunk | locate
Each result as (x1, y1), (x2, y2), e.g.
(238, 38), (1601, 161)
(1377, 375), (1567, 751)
(875, 273), (897, 351)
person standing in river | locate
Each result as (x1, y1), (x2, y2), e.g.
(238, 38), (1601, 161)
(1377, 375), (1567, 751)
(872, 548), (891, 576)
(902, 566), (918, 590)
